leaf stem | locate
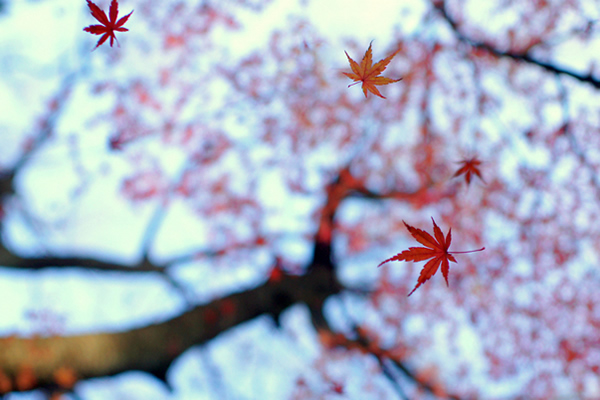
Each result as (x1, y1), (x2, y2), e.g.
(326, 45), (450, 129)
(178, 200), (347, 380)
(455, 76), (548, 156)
(450, 247), (485, 254)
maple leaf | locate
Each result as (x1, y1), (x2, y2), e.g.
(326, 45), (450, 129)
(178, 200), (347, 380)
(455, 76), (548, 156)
(378, 218), (484, 296)
(343, 42), (402, 99)
(453, 157), (484, 185)
(83, 0), (133, 50)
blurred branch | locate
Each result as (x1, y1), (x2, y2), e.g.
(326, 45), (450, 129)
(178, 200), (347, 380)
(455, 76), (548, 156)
(327, 295), (463, 400)
(319, 324), (462, 400)
(139, 203), (169, 261)
(0, 170), (15, 200)
(0, 242), (164, 273)
(0, 261), (340, 394)
(555, 77), (600, 198)
(13, 73), (78, 172)
(433, 0), (600, 89)
(139, 160), (197, 261)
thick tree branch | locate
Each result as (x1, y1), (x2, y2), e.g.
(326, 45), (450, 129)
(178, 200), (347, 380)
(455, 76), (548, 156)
(0, 263), (340, 394)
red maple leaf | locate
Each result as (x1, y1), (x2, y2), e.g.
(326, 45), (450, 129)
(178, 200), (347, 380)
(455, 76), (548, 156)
(453, 157), (484, 185)
(378, 218), (484, 296)
(342, 42), (402, 99)
(83, 0), (133, 50)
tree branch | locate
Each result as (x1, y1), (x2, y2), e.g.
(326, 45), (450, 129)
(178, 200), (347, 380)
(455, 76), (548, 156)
(0, 263), (340, 393)
(320, 326), (463, 400)
(0, 242), (164, 273)
(433, 0), (600, 89)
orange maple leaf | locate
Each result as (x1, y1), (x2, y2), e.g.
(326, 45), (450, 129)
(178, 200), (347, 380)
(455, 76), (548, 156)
(343, 42), (402, 99)
(453, 157), (484, 185)
(378, 218), (484, 296)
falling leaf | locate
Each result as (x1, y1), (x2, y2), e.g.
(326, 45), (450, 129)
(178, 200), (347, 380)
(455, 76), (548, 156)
(342, 42), (402, 99)
(378, 218), (484, 296)
(83, 0), (133, 50)
(453, 157), (484, 185)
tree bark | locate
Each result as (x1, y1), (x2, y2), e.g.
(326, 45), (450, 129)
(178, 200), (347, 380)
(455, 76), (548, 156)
(0, 262), (340, 393)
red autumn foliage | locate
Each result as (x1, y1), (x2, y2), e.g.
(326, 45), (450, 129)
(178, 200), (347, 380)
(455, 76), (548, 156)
(331, 382), (344, 394)
(268, 265), (284, 283)
(379, 218), (484, 296)
(84, 0), (133, 50)
(453, 157), (485, 185)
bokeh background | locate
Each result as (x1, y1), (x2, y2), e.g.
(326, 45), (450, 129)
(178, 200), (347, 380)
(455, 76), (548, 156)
(1, 0), (600, 398)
